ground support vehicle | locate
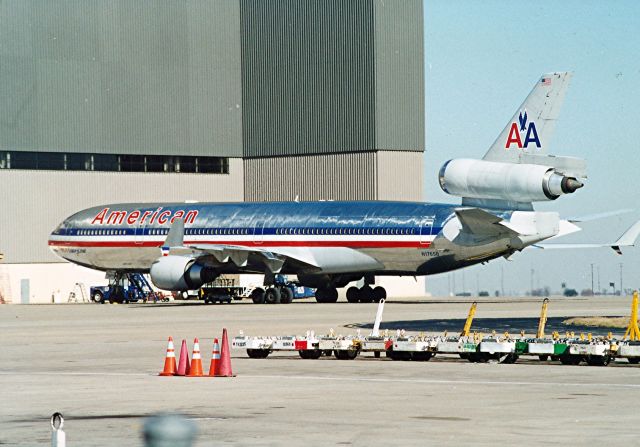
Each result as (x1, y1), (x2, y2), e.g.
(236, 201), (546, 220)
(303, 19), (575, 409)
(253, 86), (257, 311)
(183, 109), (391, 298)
(618, 341), (640, 364)
(230, 297), (640, 367)
(199, 277), (248, 304)
(90, 273), (163, 304)
(232, 332), (637, 367)
(389, 336), (439, 361)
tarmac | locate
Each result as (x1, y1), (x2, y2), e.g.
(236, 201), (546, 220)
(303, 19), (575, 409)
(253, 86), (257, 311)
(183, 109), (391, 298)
(1, 295), (639, 446)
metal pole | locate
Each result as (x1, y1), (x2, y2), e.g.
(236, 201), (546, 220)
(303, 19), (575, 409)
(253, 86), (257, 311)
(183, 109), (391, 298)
(620, 263), (623, 296)
(590, 263), (594, 295)
(51, 413), (65, 447)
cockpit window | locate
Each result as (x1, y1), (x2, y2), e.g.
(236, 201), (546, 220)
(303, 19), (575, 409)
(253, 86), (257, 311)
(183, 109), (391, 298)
(53, 220), (69, 234)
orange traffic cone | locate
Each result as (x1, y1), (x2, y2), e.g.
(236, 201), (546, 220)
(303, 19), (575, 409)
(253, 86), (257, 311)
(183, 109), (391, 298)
(159, 336), (177, 376)
(176, 339), (191, 376)
(208, 338), (221, 376)
(186, 338), (204, 377)
(217, 328), (234, 377)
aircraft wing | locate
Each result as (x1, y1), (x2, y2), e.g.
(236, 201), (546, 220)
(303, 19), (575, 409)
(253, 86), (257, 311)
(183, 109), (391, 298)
(188, 243), (320, 273)
(534, 220), (640, 254)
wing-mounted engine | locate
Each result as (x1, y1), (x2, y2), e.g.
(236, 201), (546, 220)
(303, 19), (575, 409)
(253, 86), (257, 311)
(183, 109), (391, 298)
(149, 255), (218, 290)
(438, 158), (584, 208)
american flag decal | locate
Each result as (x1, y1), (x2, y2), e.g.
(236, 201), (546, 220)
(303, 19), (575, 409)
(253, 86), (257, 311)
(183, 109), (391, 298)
(541, 77), (551, 86)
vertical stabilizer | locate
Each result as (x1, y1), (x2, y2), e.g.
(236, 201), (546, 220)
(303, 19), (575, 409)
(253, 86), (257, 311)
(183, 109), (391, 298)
(483, 72), (572, 163)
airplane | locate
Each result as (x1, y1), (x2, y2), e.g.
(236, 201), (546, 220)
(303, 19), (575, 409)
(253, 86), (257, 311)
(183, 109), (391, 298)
(48, 72), (640, 304)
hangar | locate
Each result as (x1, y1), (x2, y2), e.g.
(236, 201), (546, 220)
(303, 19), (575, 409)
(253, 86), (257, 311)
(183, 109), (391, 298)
(0, 0), (424, 303)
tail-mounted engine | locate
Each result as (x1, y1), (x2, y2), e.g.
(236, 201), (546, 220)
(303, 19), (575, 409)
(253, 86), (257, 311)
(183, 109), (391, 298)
(438, 158), (584, 204)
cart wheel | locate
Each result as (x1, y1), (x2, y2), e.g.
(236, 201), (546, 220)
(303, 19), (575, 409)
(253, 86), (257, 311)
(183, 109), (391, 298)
(411, 351), (434, 361)
(247, 349), (270, 359)
(93, 291), (104, 304)
(499, 353), (519, 364)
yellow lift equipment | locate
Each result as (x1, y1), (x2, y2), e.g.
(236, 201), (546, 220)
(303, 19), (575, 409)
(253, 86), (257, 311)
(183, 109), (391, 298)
(623, 290), (640, 340)
(537, 298), (549, 338)
(460, 301), (477, 337)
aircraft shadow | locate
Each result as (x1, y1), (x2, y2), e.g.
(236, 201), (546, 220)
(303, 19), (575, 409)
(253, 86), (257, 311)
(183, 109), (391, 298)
(348, 317), (626, 336)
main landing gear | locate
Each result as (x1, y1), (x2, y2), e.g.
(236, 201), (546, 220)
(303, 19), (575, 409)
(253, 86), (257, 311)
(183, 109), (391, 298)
(346, 285), (387, 303)
(250, 285), (294, 304)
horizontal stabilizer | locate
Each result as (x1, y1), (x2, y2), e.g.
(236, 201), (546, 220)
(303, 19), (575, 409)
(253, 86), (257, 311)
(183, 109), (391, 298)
(534, 219), (640, 254)
(566, 209), (633, 223)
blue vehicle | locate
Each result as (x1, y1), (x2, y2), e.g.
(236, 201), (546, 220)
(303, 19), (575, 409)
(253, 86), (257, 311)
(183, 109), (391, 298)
(249, 275), (316, 304)
(90, 273), (161, 304)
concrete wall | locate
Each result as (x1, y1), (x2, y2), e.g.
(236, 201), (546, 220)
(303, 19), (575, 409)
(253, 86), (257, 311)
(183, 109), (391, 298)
(0, 262), (107, 304)
(244, 152), (377, 201)
(374, 0), (425, 151)
(0, 0), (243, 157)
(0, 159), (244, 263)
(376, 151), (424, 201)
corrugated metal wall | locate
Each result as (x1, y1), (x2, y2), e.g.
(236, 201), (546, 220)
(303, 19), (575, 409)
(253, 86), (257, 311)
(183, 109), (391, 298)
(374, 0), (425, 151)
(240, 0), (376, 158)
(0, 0), (243, 157)
(376, 151), (424, 201)
(244, 153), (377, 202)
(0, 159), (244, 263)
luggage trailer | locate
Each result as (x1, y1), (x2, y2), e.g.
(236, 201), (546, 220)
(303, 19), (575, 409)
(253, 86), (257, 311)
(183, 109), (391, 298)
(232, 296), (640, 367)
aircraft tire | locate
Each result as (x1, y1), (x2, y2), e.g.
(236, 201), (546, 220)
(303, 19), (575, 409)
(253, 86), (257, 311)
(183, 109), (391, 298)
(315, 287), (337, 303)
(326, 287), (338, 303)
(358, 285), (373, 303)
(373, 286), (387, 301)
(251, 288), (265, 304)
(346, 287), (360, 303)
(280, 287), (293, 304)
(264, 287), (281, 304)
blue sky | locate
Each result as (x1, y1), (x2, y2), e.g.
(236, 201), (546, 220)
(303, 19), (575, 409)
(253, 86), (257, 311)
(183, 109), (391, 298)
(423, 0), (640, 295)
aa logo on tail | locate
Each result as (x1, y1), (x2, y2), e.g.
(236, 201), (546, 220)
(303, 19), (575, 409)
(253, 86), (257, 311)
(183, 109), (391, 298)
(505, 110), (541, 149)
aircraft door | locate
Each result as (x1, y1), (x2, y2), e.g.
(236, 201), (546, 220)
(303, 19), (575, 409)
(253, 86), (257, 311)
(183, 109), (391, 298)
(419, 216), (435, 245)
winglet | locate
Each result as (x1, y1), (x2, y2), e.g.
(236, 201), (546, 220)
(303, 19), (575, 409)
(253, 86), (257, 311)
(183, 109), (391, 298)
(164, 219), (185, 248)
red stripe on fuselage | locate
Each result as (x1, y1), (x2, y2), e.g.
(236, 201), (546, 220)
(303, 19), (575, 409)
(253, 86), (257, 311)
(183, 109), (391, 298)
(48, 239), (432, 249)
